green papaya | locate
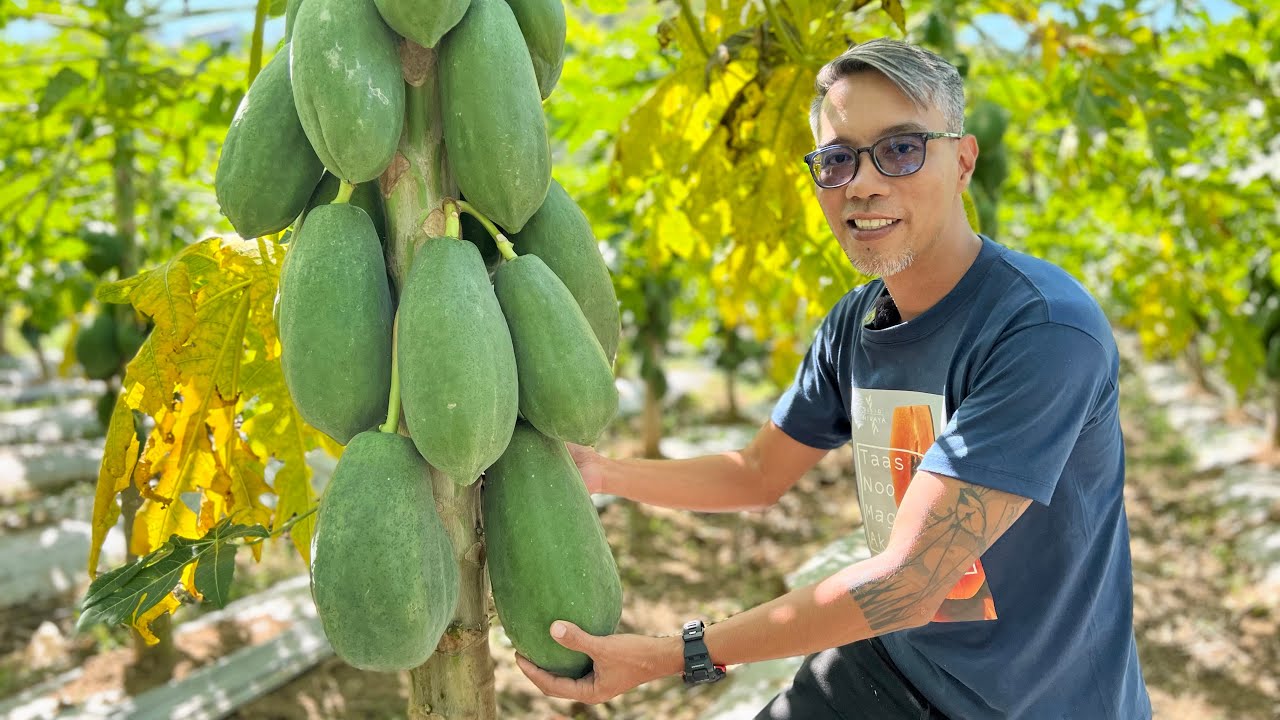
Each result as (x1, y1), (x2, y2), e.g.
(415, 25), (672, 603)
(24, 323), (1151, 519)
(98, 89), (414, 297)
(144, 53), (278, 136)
(493, 255), (617, 445)
(214, 46), (325, 239)
(512, 180), (619, 365)
(311, 430), (460, 671)
(76, 313), (121, 381)
(483, 422), (622, 678)
(439, 0), (550, 232)
(302, 174), (387, 244)
(398, 238), (518, 483)
(114, 315), (148, 361)
(284, 0), (303, 42)
(374, 0), (470, 49)
(278, 204), (392, 445)
(82, 229), (125, 276)
(291, 0), (404, 184)
(504, 0), (565, 99)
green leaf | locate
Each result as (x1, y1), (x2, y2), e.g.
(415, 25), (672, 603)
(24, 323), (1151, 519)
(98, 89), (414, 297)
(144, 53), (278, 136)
(37, 67), (87, 117)
(193, 521), (267, 608)
(77, 518), (271, 632)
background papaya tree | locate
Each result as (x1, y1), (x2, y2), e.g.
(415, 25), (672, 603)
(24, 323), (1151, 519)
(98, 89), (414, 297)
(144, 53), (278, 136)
(0, 0), (293, 689)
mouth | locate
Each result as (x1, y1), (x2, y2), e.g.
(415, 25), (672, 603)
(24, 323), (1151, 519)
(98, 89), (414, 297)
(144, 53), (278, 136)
(846, 216), (901, 239)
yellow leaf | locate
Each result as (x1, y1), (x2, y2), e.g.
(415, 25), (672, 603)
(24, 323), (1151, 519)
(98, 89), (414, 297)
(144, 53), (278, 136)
(132, 592), (181, 646)
(90, 236), (331, 586)
(880, 0), (906, 34)
(88, 394), (140, 575)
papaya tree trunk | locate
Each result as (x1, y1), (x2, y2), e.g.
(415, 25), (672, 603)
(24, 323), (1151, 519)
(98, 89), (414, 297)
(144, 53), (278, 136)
(1272, 383), (1280, 450)
(383, 43), (496, 720)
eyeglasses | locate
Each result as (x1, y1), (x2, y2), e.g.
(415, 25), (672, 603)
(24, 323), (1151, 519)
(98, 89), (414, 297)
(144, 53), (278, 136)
(803, 132), (964, 189)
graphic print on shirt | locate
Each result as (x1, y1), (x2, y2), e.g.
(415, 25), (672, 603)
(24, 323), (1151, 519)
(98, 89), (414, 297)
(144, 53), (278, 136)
(851, 387), (997, 622)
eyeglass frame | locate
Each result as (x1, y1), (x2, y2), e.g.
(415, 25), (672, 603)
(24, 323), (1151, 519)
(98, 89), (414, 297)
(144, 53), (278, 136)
(802, 131), (965, 189)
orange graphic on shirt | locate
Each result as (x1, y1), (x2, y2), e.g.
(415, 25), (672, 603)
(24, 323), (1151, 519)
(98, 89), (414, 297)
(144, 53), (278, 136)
(889, 405), (987, 601)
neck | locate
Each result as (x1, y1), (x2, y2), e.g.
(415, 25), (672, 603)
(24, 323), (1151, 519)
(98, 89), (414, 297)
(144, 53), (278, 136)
(881, 223), (983, 323)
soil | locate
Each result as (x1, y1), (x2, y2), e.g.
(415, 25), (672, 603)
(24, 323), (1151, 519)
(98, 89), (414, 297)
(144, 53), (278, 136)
(2, 359), (1278, 720)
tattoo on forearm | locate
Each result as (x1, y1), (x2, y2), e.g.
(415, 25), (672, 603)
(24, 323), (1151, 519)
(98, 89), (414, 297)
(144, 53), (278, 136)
(850, 486), (1028, 633)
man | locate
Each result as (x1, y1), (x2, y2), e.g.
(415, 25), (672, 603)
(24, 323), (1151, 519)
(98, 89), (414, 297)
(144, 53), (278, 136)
(516, 38), (1152, 719)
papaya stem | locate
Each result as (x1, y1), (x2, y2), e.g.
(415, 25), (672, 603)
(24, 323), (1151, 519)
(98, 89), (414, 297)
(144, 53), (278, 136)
(455, 200), (515, 260)
(380, 312), (402, 433)
(334, 181), (356, 205)
(443, 200), (461, 239)
(246, 506), (318, 546)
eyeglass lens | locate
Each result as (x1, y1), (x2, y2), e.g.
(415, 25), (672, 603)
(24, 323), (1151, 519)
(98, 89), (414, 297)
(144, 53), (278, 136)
(812, 134), (927, 187)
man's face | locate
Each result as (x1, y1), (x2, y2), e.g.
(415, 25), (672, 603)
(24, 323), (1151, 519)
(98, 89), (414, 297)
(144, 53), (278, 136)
(813, 72), (969, 278)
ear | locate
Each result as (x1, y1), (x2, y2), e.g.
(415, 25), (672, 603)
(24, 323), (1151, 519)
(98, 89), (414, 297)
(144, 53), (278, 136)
(956, 134), (979, 190)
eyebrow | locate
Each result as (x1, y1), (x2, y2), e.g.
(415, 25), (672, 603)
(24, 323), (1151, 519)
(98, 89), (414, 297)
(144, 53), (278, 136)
(820, 121), (929, 148)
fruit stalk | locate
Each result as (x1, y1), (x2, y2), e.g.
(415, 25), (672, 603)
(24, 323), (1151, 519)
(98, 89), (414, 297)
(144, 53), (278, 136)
(381, 45), (497, 720)
(457, 199), (517, 261)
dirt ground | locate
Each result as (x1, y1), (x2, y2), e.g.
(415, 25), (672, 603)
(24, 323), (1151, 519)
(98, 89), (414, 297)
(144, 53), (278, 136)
(3, 358), (1279, 719)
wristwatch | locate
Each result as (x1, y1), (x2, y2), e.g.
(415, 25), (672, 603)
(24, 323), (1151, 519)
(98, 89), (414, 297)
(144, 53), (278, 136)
(681, 620), (727, 685)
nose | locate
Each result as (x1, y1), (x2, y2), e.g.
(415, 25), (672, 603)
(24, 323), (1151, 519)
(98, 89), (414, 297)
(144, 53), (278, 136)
(844, 149), (890, 201)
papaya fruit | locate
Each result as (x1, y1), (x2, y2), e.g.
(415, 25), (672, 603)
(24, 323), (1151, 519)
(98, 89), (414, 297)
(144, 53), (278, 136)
(302, 174), (387, 244)
(493, 255), (617, 445)
(278, 204), (393, 445)
(374, 0), (470, 49)
(311, 430), (460, 672)
(81, 229), (125, 276)
(214, 45), (325, 239)
(291, 0), (404, 184)
(114, 315), (148, 362)
(398, 237), (518, 483)
(284, 0), (303, 41)
(483, 422), (622, 678)
(504, 0), (565, 99)
(512, 180), (619, 365)
(76, 312), (121, 381)
(439, 0), (550, 232)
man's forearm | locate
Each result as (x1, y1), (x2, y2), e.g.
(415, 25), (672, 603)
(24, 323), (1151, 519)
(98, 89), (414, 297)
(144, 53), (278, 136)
(599, 452), (776, 512)
(698, 552), (934, 669)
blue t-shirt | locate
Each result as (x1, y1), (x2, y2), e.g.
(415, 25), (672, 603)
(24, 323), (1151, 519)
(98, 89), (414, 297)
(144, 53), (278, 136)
(771, 236), (1151, 719)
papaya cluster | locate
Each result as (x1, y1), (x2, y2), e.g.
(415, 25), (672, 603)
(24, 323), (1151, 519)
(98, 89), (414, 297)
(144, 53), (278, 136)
(213, 0), (622, 678)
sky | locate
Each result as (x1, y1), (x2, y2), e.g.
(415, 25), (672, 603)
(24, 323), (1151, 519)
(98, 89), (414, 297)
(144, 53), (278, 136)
(2, 0), (1246, 51)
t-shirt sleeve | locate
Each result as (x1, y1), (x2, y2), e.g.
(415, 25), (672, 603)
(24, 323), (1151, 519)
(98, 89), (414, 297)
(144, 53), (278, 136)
(770, 313), (852, 450)
(919, 322), (1112, 505)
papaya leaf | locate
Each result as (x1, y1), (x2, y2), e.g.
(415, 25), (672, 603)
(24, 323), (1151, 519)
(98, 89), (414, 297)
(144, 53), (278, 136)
(88, 387), (142, 575)
(89, 237), (332, 601)
(36, 67), (87, 117)
(78, 518), (271, 636)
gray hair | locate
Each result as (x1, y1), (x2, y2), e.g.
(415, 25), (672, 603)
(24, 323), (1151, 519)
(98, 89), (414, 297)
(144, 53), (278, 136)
(809, 38), (966, 140)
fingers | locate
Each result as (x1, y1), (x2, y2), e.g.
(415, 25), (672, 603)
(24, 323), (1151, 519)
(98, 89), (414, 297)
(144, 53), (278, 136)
(515, 654), (599, 702)
(549, 620), (594, 652)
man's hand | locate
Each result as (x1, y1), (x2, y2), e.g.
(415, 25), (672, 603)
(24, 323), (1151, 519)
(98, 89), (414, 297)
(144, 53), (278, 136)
(566, 443), (607, 494)
(514, 621), (681, 704)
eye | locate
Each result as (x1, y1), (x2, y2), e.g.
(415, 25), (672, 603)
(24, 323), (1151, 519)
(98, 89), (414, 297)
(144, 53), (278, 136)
(822, 151), (853, 167)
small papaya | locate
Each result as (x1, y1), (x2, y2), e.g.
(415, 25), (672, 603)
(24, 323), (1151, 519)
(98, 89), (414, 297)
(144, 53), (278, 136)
(76, 312), (121, 381)
(398, 237), (518, 483)
(439, 0), (550, 232)
(512, 180), (619, 365)
(483, 422), (623, 678)
(374, 0), (470, 49)
(493, 255), (617, 446)
(311, 430), (460, 671)
(214, 45), (325, 239)
(291, 0), (404, 183)
(277, 203), (392, 445)
(504, 0), (565, 99)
